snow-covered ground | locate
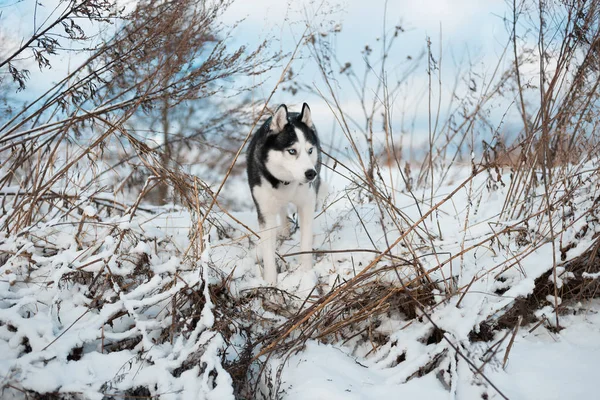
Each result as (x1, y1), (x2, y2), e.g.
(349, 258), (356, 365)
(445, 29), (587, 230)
(1, 160), (600, 399)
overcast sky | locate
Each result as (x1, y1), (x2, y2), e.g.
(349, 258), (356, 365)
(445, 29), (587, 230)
(220, 0), (512, 147)
(2, 0), (514, 150)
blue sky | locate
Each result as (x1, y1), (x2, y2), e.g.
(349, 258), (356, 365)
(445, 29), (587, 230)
(221, 0), (514, 151)
(2, 0), (515, 153)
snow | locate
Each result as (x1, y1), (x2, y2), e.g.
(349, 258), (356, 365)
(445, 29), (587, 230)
(83, 206), (97, 217)
(489, 302), (600, 400)
(278, 341), (448, 400)
(1, 161), (600, 399)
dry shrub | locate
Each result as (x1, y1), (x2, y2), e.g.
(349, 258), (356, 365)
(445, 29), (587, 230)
(0, 0), (280, 397)
(248, 1), (600, 398)
(2, 0), (600, 398)
(483, 234), (600, 337)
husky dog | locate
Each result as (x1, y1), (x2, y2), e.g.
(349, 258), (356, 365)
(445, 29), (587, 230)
(247, 103), (322, 285)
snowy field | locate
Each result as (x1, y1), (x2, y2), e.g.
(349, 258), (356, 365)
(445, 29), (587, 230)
(2, 0), (599, 397)
(2, 159), (600, 399)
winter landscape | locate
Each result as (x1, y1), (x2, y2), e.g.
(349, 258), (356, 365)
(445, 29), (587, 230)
(1, 0), (600, 399)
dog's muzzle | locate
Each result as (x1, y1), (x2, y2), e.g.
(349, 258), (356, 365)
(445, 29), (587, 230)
(304, 169), (317, 182)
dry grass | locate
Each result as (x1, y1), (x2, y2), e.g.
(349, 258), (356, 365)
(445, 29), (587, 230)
(1, 0), (600, 398)
(240, 0), (600, 397)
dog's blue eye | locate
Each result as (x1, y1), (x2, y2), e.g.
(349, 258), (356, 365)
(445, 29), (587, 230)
(288, 149), (297, 155)
(308, 148), (313, 154)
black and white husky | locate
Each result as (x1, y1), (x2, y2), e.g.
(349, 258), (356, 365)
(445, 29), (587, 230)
(247, 103), (322, 285)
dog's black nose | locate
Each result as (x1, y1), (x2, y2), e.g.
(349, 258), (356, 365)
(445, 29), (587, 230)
(305, 169), (317, 181)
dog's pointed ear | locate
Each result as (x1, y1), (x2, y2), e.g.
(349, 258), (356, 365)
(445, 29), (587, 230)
(270, 104), (288, 133)
(299, 103), (312, 127)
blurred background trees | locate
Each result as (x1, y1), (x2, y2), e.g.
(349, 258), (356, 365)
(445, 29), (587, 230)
(0, 0), (279, 224)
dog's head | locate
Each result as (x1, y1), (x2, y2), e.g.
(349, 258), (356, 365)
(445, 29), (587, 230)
(264, 103), (320, 184)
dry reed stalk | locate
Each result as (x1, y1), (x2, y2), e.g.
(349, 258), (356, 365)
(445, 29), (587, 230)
(255, 168), (487, 359)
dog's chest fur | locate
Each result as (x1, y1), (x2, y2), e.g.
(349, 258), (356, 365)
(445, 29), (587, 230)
(251, 181), (315, 213)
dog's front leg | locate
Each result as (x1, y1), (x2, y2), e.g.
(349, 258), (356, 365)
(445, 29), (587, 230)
(260, 212), (278, 285)
(297, 196), (316, 270)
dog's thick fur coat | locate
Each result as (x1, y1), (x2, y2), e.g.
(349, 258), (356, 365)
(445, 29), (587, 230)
(247, 103), (322, 284)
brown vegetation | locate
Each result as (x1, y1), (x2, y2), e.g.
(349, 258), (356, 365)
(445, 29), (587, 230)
(1, 0), (600, 398)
